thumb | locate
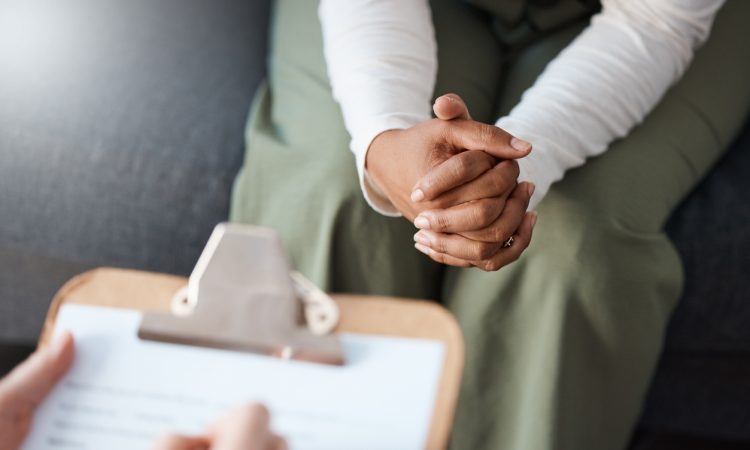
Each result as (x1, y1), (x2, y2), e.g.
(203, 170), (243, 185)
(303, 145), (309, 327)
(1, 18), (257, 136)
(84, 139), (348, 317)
(433, 93), (471, 120)
(447, 120), (532, 160)
(0, 332), (74, 406)
(0, 332), (74, 450)
(209, 403), (276, 450)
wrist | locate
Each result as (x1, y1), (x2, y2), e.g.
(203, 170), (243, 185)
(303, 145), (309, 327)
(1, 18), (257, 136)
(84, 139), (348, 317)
(365, 129), (400, 198)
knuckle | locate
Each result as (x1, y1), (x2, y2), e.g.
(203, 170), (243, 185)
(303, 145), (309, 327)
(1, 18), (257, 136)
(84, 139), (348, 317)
(433, 213), (451, 232)
(474, 200), (495, 225)
(476, 243), (497, 260)
(451, 155), (469, 179)
(431, 252), (447, 265)
(467, 244), (482, 260)
(433, 237), (448, 254)
(490, 172), (510, 194)
(477, 125), (492, 146)
(416, 177), (433, 194)
(435, 120), (452, 139)
(477, 125), (495, 146)
(492, 226), (509, 244)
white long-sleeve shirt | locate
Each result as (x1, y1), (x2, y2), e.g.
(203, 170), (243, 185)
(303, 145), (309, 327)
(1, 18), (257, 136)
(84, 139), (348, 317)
(319, 0), (724, 216)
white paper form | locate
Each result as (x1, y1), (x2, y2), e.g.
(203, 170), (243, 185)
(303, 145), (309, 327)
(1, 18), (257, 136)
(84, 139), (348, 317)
(22, 304), (445, 450)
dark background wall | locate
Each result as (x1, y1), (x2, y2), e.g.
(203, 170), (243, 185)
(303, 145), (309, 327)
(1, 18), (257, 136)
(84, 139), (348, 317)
(0, 0), (271, 341)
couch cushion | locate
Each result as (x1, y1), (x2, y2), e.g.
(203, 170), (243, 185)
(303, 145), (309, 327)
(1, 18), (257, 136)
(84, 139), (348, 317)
(664, 119), (750, 354)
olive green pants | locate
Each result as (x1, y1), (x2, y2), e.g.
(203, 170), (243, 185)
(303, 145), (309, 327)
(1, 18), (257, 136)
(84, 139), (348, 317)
(231, 1), (750, 449)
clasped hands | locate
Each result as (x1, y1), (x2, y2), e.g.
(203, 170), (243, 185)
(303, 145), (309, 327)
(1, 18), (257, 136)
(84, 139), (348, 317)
(367, 94), (537, 271)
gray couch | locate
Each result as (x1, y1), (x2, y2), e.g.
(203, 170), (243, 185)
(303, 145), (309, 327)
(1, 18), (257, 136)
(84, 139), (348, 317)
(1, 0), (748, 446)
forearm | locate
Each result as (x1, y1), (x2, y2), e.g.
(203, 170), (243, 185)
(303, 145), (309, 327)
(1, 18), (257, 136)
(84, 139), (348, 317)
(500, 0), (724, 209)
(319, 0), (437, 216)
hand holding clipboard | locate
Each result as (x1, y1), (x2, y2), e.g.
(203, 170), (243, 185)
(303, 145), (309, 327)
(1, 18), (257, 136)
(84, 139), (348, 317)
(23, 224), (464, 449)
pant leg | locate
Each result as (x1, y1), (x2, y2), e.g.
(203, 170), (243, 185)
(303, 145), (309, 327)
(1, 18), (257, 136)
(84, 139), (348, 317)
(445, 2), (750, 449)
(229, 0), (500, 298)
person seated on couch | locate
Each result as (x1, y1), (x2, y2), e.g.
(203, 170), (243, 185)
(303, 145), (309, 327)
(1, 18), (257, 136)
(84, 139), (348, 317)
(0, 334), (286, 450)
(230, 0), (750, 449)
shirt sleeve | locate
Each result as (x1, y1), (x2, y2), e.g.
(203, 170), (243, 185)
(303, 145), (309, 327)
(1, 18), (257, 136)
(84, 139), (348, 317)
(319, 0), (437, 216)
(320, 0), (725, 215)
(501, 0), (725, 209)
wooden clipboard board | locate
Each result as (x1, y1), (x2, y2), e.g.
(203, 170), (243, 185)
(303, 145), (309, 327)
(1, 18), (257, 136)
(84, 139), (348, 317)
(39, 267), (464, 450)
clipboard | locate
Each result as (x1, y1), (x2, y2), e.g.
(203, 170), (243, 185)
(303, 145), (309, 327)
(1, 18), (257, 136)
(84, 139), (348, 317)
(37, 226), (464, 450)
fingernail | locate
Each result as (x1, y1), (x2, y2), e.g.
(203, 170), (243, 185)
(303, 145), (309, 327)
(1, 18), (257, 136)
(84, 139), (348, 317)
(414, 231), (430, 246)
(530, 212), (538, 228)
(414, 215), (430, 229)
(527, 183), (536, 197)
(414, 242), (431, 255)
(411, 189), (425, 202)
(510, 137), (531, 152)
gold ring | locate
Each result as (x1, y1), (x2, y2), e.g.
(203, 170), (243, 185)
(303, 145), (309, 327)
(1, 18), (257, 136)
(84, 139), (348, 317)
(502, 236), (514, 248)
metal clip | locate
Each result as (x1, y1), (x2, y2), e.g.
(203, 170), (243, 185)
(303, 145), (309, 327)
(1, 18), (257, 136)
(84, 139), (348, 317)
(291, 271), (339, 336)
(138, 223), (345, 365)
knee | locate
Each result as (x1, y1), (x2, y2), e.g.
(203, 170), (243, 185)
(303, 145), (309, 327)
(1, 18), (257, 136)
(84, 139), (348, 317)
(526, 199), (684, 307)
(528, 196), (605, 268)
